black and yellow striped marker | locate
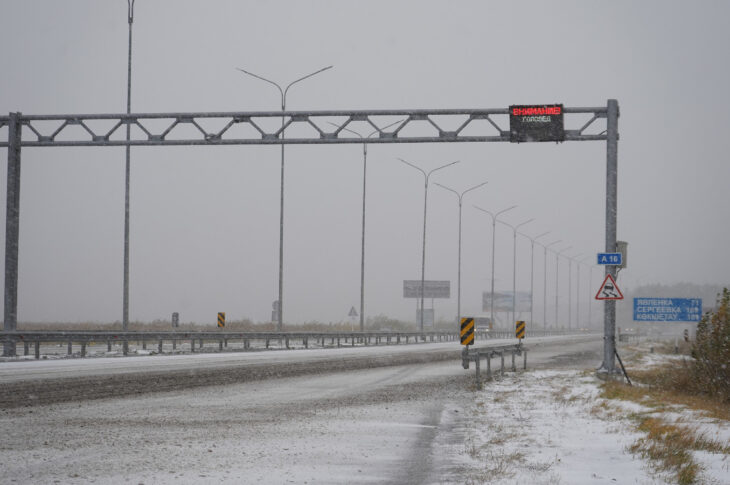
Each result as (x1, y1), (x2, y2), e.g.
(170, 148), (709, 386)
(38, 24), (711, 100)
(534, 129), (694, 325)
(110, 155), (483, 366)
(516, 320), (525, 339)
(460, 317), (474, 346)
(217, 312), (225, 328)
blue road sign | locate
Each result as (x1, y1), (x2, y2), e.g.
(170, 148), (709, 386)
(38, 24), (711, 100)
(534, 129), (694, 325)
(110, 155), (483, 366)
(633, 298), (702, 322)
(597, 252), (622, 265)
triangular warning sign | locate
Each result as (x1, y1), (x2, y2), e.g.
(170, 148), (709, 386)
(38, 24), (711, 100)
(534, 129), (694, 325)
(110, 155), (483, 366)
(348, 306), (358, 317)
(595, 274), (624, 300)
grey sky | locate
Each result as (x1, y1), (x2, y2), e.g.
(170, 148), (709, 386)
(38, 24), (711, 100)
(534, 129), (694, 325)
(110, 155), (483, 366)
(1, 1), (729, 325)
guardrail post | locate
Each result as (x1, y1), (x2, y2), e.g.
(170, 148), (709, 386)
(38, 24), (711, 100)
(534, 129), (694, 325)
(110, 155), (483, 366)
(107, 341), (112, 351)
(511, 351), (516, 372)
(158, 340), (163, 353)
(500, 352), (505, 377)
(285, 337), (290, 349)
(475, 356), (481, 383)
(304, 337), (308, 349)
(23, 341), (28, 355)
(337, 337), (341, 347)
(486, 353), (491, 379)
(172, 339), (177, 350)
(244, 339), (249, 349)
(81, 342), (86, 357)
(123, 340), (128, 356)
(199, 338), (203, 350)
(266, 339), (270, 349)
(34, 341), (40, 359)
(523, 350), (527, 370)
(218, 340), (223, 351)
(67, 342), (72, 355)
(142, 340), (146, 350)
(190, 339), (195, 352)
(224, 338), (228, 348)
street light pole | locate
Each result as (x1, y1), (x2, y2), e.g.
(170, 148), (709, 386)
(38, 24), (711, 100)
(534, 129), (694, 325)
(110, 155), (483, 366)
(473, 205), (517, 329)
(237, 65), (333, 331)
(577, 255), (591, 329)
(123, 0), (135, 347)
(567, 253), (582, 330)
(555, 245), (572, 328)
(542, 240), (561, 331)
(334, 120), (404, 332)
(520, 231), (550, 333)
(434, 181), (488, 327)
(498, 218), (535, 328)
(398, 159), (460, 332)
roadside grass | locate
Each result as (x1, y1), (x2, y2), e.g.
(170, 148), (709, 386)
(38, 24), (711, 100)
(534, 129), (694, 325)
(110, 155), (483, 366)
(599, 351), (730, 484)
(627, 416), (729, 485)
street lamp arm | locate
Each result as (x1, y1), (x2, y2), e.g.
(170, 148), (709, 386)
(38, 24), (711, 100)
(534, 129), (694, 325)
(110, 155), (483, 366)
(462, 181), (489, 198)
(426, 160), (460, 181)
(515, 218), (535, 231)
(473, 205), (495, 222)
(497, 204), (518, 218)
(283, 65), (334, 99)
(236, 68), (283, 95)
(397, 158), (427, 179)
(434, 182), (460, 200)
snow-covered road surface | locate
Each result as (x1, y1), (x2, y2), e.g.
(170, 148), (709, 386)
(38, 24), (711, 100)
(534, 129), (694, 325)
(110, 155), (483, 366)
(0, 335), (689, 484)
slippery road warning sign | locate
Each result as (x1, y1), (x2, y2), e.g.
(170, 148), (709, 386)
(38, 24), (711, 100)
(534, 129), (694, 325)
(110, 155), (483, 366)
(595, 274), (623, 300)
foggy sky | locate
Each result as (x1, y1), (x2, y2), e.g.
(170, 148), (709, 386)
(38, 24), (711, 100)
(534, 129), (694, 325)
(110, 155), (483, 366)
(1, 1), (729, 325)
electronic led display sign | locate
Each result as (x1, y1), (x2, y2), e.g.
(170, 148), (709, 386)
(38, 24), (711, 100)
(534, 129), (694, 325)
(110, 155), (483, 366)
(509, 104), (565, 142)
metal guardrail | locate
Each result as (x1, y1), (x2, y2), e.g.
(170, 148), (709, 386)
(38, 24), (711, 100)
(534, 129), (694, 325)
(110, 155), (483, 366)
(461, 343), (526, 384)
(1, 330), (462, 359)
(0, 329), (574, 359)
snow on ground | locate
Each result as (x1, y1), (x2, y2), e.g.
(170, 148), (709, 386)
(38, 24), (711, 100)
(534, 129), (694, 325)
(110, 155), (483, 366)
(433, 368), (729, 485)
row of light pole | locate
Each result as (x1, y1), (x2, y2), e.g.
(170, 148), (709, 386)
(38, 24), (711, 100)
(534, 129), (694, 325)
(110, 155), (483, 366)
(119, 4), (598, 333)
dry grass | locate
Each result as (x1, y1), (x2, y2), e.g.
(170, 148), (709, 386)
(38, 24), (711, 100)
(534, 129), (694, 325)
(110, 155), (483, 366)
(606, 366), (730, 421)
(627, 417), (729, 485)
(600, 360), (730, 485)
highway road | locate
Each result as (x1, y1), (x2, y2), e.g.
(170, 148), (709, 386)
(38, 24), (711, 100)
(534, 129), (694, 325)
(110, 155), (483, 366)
(0, 334), (602, 484)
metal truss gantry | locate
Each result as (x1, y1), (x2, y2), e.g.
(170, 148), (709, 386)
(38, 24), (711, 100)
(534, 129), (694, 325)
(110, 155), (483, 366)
(1, 101), (619, 374)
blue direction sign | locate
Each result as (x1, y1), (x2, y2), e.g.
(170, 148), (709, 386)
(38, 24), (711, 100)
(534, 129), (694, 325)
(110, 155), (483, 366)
(597, 252), (622, 265)
(633, 298), (702, 322)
